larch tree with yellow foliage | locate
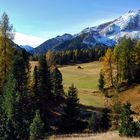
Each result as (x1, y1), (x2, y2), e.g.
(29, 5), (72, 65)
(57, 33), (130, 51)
(0, 12), (15, 91)
(101, 48), (116, 88)
(46, 49), (56, 70)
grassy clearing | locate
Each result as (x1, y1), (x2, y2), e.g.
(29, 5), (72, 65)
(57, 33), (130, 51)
(48, 131), (140, 140)
(78, 90), (104, 107)
(59, 61), (100, 90)
(59, 61), (105, 107)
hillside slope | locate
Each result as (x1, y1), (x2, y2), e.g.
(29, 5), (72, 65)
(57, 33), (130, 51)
(120, 84), (140, 115)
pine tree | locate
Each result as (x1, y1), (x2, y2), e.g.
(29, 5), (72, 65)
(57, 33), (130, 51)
(0, 74), (24, 139)
(29, 110), (44, 140)
(38, 55), (52, 100)
(31, 66), (40, 110)
(51, 67), (64, 99)
(7, 53), (32, 139)
(38, 55), (52, 126)
(118, 38), (135, 84)
(0, 12), (15, 92)
(119, 102), (136, 137)
(59, 84), (81, 133)
(12, 55), (28, 95)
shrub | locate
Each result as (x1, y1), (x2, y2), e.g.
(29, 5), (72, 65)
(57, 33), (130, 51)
(88, 109), (110, 133)
(88, 112), (101, 132)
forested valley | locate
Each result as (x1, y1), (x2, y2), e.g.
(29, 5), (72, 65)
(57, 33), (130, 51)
(0, 12), (140, 140)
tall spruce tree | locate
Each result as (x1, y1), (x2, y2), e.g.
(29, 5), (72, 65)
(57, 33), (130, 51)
(38, 55), (52, 127)
(12, 53), (32, 124)
(59, 84), (81, 133)
(31, 66), (40, 112)
(0, 74), (29, 140)
(6, 53), (32, 139)
(0, 75), (17, 140)
(12, 55), (28, 95)
(38, 55), (52, 100)
(51, 67), (64, 99)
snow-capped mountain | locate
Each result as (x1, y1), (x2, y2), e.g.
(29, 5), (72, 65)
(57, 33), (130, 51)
(34, 10), (140, 54)
(80, 10), (140, 46)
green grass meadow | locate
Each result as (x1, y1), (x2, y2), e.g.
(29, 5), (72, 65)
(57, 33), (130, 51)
(59, 61), (105, 107)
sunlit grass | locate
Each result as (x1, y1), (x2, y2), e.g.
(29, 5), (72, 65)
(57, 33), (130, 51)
(59, 61), (100, 91)
(59, 61), (105, 107)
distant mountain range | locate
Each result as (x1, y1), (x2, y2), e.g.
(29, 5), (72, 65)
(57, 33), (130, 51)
(20, 10), (140, 54)
(19, 45), (34, 53)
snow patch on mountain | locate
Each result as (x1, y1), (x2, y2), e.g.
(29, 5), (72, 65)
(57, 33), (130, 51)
(79, 10), (140, 46)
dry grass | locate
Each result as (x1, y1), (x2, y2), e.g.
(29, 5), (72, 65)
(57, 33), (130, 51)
(120, 84), (140, 114)
(48, 131), (140, 140)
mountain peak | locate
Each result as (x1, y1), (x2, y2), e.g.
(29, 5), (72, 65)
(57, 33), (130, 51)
(34, 10), (140, 54)
(78, 10), (140, 47)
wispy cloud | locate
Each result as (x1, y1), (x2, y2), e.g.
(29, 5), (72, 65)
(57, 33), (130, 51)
(14, 32), (46, 47)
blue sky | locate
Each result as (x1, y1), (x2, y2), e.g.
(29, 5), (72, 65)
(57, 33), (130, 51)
(0, 0), (139, 47)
